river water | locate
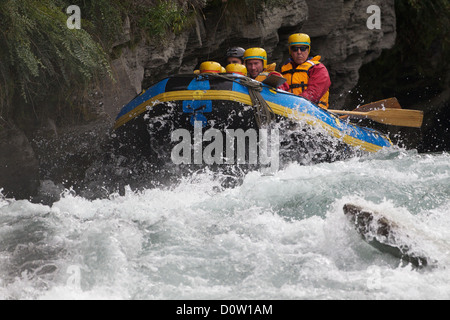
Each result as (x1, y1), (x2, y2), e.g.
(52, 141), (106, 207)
(0, 149), (449, 300)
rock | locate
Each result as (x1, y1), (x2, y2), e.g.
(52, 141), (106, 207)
(97, 0), (397, 122)
(102, 0), (395, 113)
(300, 0), (396, 107)
(343, 203), (431, 268)
(0, 126), (39, 199)
(32, 180), (66, 205)
(30, 120), (114, 198)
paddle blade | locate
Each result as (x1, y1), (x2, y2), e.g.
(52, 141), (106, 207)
(337, 97), (402, 120)
(330, 108), (424, 127)
(353, 97), (402, 112)
(262, 74), (286, 88)
(367, 109), (424, 128)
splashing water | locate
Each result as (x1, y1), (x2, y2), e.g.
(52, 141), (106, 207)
(0, 150), (449, 300)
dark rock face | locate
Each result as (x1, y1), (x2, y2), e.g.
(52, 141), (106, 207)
(0, 0), (398, 200)
(101, 0), (396, 118)
(0, 126), (39, 199)
(301, 0), (396, 107)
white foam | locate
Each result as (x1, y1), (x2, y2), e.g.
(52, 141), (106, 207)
(0, 153), (449, 299)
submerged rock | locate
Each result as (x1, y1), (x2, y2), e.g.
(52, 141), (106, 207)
(343, 203), (432, 268)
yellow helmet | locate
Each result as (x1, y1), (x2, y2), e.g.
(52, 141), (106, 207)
(225, 63), (247, 76)
(243, 47), (267, 69)
(288, 33), (311, 54)
(199, 61), (222, 74)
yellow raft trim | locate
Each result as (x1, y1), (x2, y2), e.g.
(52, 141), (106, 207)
(114, 90), (388, 152)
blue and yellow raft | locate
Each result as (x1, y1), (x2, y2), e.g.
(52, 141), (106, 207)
(114, 74), (392, 164)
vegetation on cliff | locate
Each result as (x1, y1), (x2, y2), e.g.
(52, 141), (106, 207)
(0, 0), (207, 127)
(0, 0), (115, 125)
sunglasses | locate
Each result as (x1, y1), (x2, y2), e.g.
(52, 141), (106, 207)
(291, 46), (309, 52)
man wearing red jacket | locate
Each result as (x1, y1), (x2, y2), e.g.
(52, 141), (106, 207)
(281, 33), (331, 109)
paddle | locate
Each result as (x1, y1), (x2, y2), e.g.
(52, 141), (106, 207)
(351, 97), (402, 112)
(332, 98), (402, 120)
(262, 74), (286, 88)
(330, 108), (424, 128)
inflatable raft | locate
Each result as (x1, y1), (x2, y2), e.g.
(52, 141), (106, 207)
(113, 73), (392, 167)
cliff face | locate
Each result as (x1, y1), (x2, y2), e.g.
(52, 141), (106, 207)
(0, 0), (397, 200)
(102, 0), (396, 119)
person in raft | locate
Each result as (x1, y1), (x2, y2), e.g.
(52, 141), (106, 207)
(243, 47), (290, 91)
(225, 63), (248, 76)
(281, 33), (331, 109)
(225, 47), (246, 65)
(197, 61), (224, 74)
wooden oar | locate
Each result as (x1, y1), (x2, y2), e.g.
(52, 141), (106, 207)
(262, 74), (286, 88)
(330, 108), (424, 128)
(352, 97), (402, 112)
(335, 98), (402, 120)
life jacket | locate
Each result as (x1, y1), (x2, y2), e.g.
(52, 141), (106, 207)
(281, 56), (329, 109)
(254, 63), (277, 82)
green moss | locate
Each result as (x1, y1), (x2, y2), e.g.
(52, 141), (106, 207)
(0, 0), (113, 123)
(136, 1), (197, 43)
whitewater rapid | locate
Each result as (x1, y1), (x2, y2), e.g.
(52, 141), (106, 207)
(0, 150), (449, 300)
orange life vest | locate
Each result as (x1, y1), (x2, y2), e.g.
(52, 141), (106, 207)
(281, 56), (329, 109)
(254, 63), (277, 82)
